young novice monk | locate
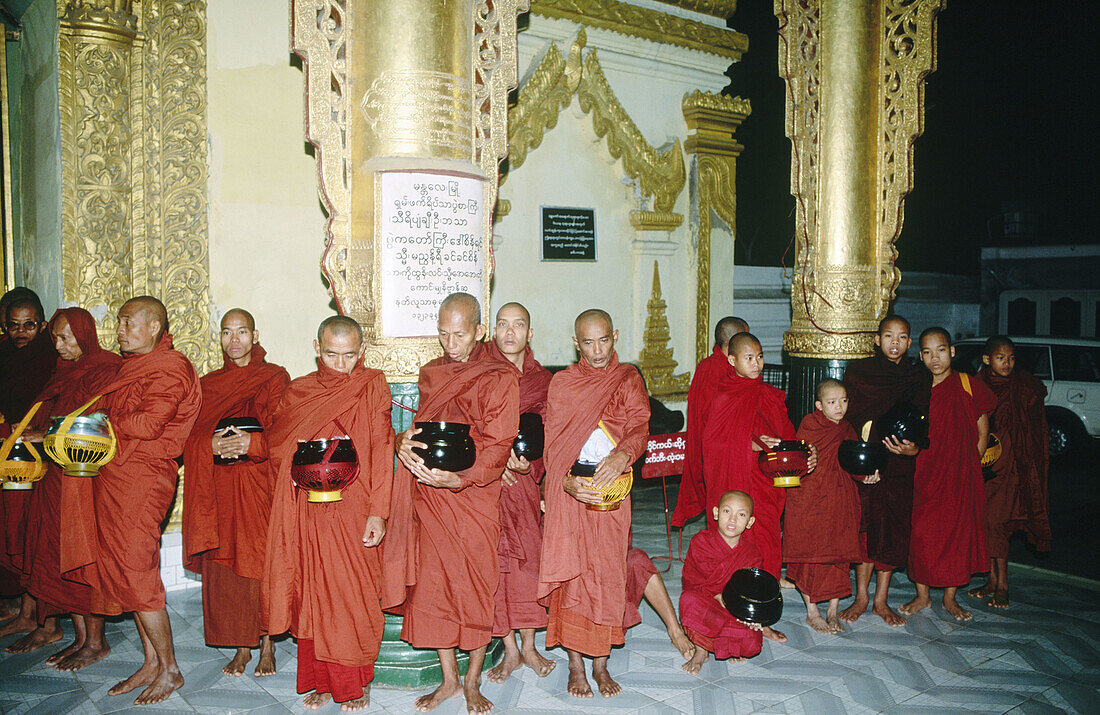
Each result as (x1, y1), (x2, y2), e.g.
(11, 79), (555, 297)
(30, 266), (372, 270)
(784, 379), (870, 634)
(902, 327), (995, 622)
(680, 490), (764, 674)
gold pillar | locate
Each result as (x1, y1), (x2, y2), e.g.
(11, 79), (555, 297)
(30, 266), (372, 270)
(777, 0), (945, 360)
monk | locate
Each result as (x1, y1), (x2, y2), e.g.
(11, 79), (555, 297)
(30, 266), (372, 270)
(5, 309), (120, 667)
(840, 315), (929, 627)
(262, 316), (392, 712)
(0, 289), (56, 636)
(184, 309), (289, 676)
(84, 296), (201, 704)
(538, 309), (649, 699)
(671, 316), (749, 528)
(969, 336), (1051, 608)
(784, 380), (866, 634)
(700, 332), (816, 643)
(391, 292), (518, 714)
(901, 327), (994, 622)
(680, 490), (764, 674)
(482, 302), (556, 684)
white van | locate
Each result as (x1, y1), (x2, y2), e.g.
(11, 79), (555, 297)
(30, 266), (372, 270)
(953, 337), (1100, 458)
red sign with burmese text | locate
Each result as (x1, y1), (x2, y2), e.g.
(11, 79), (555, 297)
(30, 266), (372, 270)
(641, 432), (686, 479)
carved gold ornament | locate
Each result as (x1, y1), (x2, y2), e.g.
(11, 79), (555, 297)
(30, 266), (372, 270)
(638, 261), (690, 399)
(654, 0), (739, 18)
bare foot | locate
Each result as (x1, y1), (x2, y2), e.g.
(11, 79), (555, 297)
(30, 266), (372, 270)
(464, 682), (494, 713)
(53, 642), (110, 671)
(567, 663), (592, 698)
(223, 649), (251, 676)
(591, 665), (621, 697)
(668, 623), (696, 660)
(415, 680), (462, 711)
(838, 596), (869, 623)
(255, 642), (277, 676)
(486, 651), (520, 683)
(898, 596), (931, 616)
(943, 600), (973, 622)
(0, 614), (36, 638)
(133, 668), (184, 705)
(762, 626), (787, 643)
(806, 614), (832, 634)
(778, 577), (797, 589)
(341, 686), (369, 712)
(872, 602), (907, 627)
(5, 625), (62, 653)
(990, 589), (1009, 609)
(826, 615), (843, 633)
(681, 646), (708, 675)
(968, 581), (994, 600)
(0, 598), (18, 620)
(46, 638), (83, 665)
(521, 647), (556, 677)
(109, 662), (157, 696)
(303, 691), (332, 710)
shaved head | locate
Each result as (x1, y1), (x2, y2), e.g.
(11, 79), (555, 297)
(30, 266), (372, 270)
(574, 308), (613, 336)
(727, 331), (761, 356)
(221, 308), (255, 331)
(317, 315), (363, 344)
(878, 315), (910, 335)
(439, 292), (482, 328)
(714, 316), (749, 351)
(1, 287), (42, 323)
(495, 301), (530, 324)
(123, 296), (168, 336)
(718, 489), (754, 515)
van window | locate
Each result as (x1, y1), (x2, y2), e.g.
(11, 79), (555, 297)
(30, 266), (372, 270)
(1015, 345), (1051, 380)
(1052, 345), (1100, 383)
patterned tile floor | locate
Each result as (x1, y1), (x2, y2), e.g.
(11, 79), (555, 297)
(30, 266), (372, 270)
(1, 481), (1098, 714)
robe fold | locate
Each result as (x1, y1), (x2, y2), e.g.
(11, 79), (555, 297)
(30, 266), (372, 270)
(843, 353), (930, 570)
(488, 343), (552, 637)
(623, 546), (659, 629)
(22, 309), (120, 620)
(700, 373), (794, 578)
(977, 367), (1051, 557)
(679, 529), (763, 659)
(183, 344), (290, 647)
(671, 347), (730, 527)
(783, 411), (861, 601)
(262, 360), (393, 681)
(909, 372), (995, 587)
(388, 341), (519, 652)
(538, 352), (650, 657)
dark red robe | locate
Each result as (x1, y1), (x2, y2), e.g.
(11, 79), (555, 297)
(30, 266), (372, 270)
(671, 346), (730, 527)
(843, 353), (930, 570)
(679, 529), (763, 659)
(183, 345), (290, 647)
(487, 343), (552, 637)
(623, 546), (659, 628)
(262, 360), (393, 701)
(700, 373), (794, 578)
(538, 352), (649, 657)
(784, 411), (861, 601)
(909, 372), (995, 587)
(977, 367), (1051, 558)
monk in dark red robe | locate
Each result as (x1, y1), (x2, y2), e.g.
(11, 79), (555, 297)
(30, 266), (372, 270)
(784, 380), (863, 634)
(5, 308), (119, 668)
(390, 293), (518, 714)
(969, 336), (1051, 609)
(184, 309), (289, 677)
(680, 490), (764, 674)
(538, 309), (649, 699)
(623, 543), (696, 659)
(840, 315), (929, 627)
(671, 316), (748, 528)
(901, 328), (995, 622)
(262, 316), (392, 712)
(0, 290), (55, 636)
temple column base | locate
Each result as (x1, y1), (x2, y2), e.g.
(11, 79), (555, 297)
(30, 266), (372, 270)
(785, 356), (850, 424)
(374, 613), (505, 689)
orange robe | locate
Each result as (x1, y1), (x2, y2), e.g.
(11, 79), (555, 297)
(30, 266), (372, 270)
(679, 529), (763, 659)
(538, 353), (650, 657)
(671, 346), (729, 527)
(83, 334), (200, 614)
(22, 309), (120, 619)
(489, 343), (551, 637)
(262, 361), (393, 702)
(183, 345), (289, 647)
(387, 342), (519, 651)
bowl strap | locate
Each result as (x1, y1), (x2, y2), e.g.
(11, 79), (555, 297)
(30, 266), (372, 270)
(0, 401), (43, 465)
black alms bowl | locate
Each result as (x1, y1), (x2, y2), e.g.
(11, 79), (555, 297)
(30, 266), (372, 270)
(413, 421), (476, 472)
(875, 402), (928, 448)
(212, 416), (264, 466)
(513, 412), (544, 461)
(722, 567), (783, 627)
(838, 439), (889, 476)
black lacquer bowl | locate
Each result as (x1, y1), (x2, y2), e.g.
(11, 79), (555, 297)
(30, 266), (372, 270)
(876, 402), (928, 447)
(838, 439), (889, 476)
(212, 416), (264, 465)
(290, 438), (359, 503)
(413, 421), (476, 472)
(722, 567), (783, 626)
(513, 412), (544, 461)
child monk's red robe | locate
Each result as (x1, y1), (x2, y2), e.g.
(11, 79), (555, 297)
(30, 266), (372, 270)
(679, 529), (763, 659)
(488, 342), (552, 637)
(909, 372), (995, 586)
(183, 345), (290, 648)
(783, 411), (861, 601)
(623, 545), (658, 628)
(701, 373), (794, 578)
(977, 367), (1051, 557)
(671, 346), (730, 527)
(538, 352), (649, 657)
(262, 360), (393, 703)
(23, 309), (120, 620)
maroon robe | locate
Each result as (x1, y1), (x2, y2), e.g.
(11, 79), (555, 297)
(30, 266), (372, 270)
(671, 346), (730, 527)
(679, 529), (763, 659)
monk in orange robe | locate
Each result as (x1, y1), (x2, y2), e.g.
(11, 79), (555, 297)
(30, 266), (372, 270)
(538, 309), (649, 699)
(184, 309), (289, 677)
(671, 316), (747, 528)
(80, 297), (201, 705)
(389, 292), (518, 714)
(4, 308), (119, 667)
(262, 316), (392, 712)
(901, 328), (995, 622)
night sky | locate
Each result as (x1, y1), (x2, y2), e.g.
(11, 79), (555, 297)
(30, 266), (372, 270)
(726, 0), (1099, 275)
